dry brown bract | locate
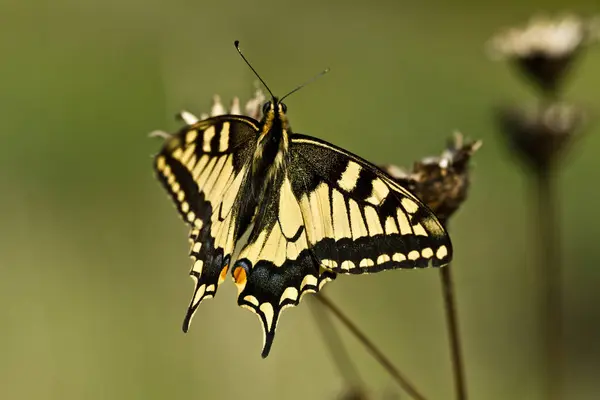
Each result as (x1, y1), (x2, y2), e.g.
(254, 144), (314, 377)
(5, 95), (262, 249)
(381, 133), (482, 224)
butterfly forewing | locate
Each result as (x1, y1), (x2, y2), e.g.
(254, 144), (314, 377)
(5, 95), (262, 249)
(288, 134), (452, 273)
(154, 116), (258, 329)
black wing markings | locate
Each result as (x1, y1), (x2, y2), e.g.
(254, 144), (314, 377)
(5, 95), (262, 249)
(156, 115), (452, 357)
(154, 116), (258, 330)
(288, 134), (452, 274)
(231, 175), (336, 358)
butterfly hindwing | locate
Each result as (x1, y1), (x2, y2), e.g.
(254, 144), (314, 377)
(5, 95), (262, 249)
(232, 174), (336, 358)
(154, 115), (258, 329)
(288, 134), (452, 273)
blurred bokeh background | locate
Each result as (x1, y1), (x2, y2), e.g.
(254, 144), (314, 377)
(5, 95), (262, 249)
(1, 0), (599, 399)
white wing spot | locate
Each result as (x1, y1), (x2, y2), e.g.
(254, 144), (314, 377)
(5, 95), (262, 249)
(187, 212), (196, 223)
(392, 253), (406, 262)
(192, 260), (204, 274)
(243, 295), (259, 307)
(186, 129), (198, 144)
(366, 178), (390, 205)
(300, 275), (318, 290)
(280, 287), (299, 304)
(422, 248), (434, 258)
(218, 122), (230, 152)
(192, 242), (202, 253)
(377, 254), (391, 264)
(359, 258), (374, 267)
(181, 202), (190, 213)
(341, 260), (355, 270)
(408, 250), (420, 260)
(401, 197), (419, 214)
(338, 161), (362, 192)
(436, 245), (448, 259)
(413, 223), (428, 236)
(203, 126), (215, 152)
(156, 156), (166, 171)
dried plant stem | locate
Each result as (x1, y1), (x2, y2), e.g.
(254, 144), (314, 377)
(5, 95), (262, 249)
(439, 263), (468, 400)
(309, 298), (364, 390)
(315, 294), (428, 400)
(534, 167), (562, 400)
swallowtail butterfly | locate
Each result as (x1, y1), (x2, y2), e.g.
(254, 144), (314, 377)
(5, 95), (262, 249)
(153, 41), (452, 357)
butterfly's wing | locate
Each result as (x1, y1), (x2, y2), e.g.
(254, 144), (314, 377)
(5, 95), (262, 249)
(229, 134), (452, 358)
(288, 134), (452, 273)
(154, 115), (258, 330)
(231, 173), (336, 358)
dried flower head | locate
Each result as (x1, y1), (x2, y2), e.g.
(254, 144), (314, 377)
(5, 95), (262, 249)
(190, 87), (266, 122)
(382, 133), (482, 224)
(488, 14), (600, 94)
(149, 87), (266, 140)
(496, 102), (586, 171)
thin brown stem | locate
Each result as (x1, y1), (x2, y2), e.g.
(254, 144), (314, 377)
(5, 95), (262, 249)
(309, 298), (364, 390)
(315, 293), (428, 400)
(535, 167), (562, 400)
(439, 264), (468, 400)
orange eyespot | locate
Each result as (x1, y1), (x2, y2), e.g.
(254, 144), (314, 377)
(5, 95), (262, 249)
(218, 264), (229, 284)
(233, 266), (247, 285)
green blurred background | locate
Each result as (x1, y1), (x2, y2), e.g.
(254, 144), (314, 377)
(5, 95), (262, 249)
(1, 0), (599, 399)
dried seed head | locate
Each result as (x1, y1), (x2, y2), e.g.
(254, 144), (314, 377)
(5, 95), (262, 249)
(150, 86), (268, 140)
(175, 86), (267, 126)
(496, 102), (586, 171)
(382, 133), (482, 224)
(487, 14), (599, 94)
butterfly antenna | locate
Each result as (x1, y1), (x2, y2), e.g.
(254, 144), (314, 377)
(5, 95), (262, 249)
(234, 40), (275, 99)
(280, 67), (330, 102)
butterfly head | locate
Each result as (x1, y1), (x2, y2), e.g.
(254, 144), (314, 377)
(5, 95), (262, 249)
(257, 97), (290, 155)
(260, 97), (289, 129)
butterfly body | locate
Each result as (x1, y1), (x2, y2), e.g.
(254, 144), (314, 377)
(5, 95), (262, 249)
(251, 99), (289, 197)
(154, 96), (452, 357)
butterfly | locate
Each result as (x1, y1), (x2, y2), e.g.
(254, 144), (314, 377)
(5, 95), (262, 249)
(153, 41), (452, 358)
